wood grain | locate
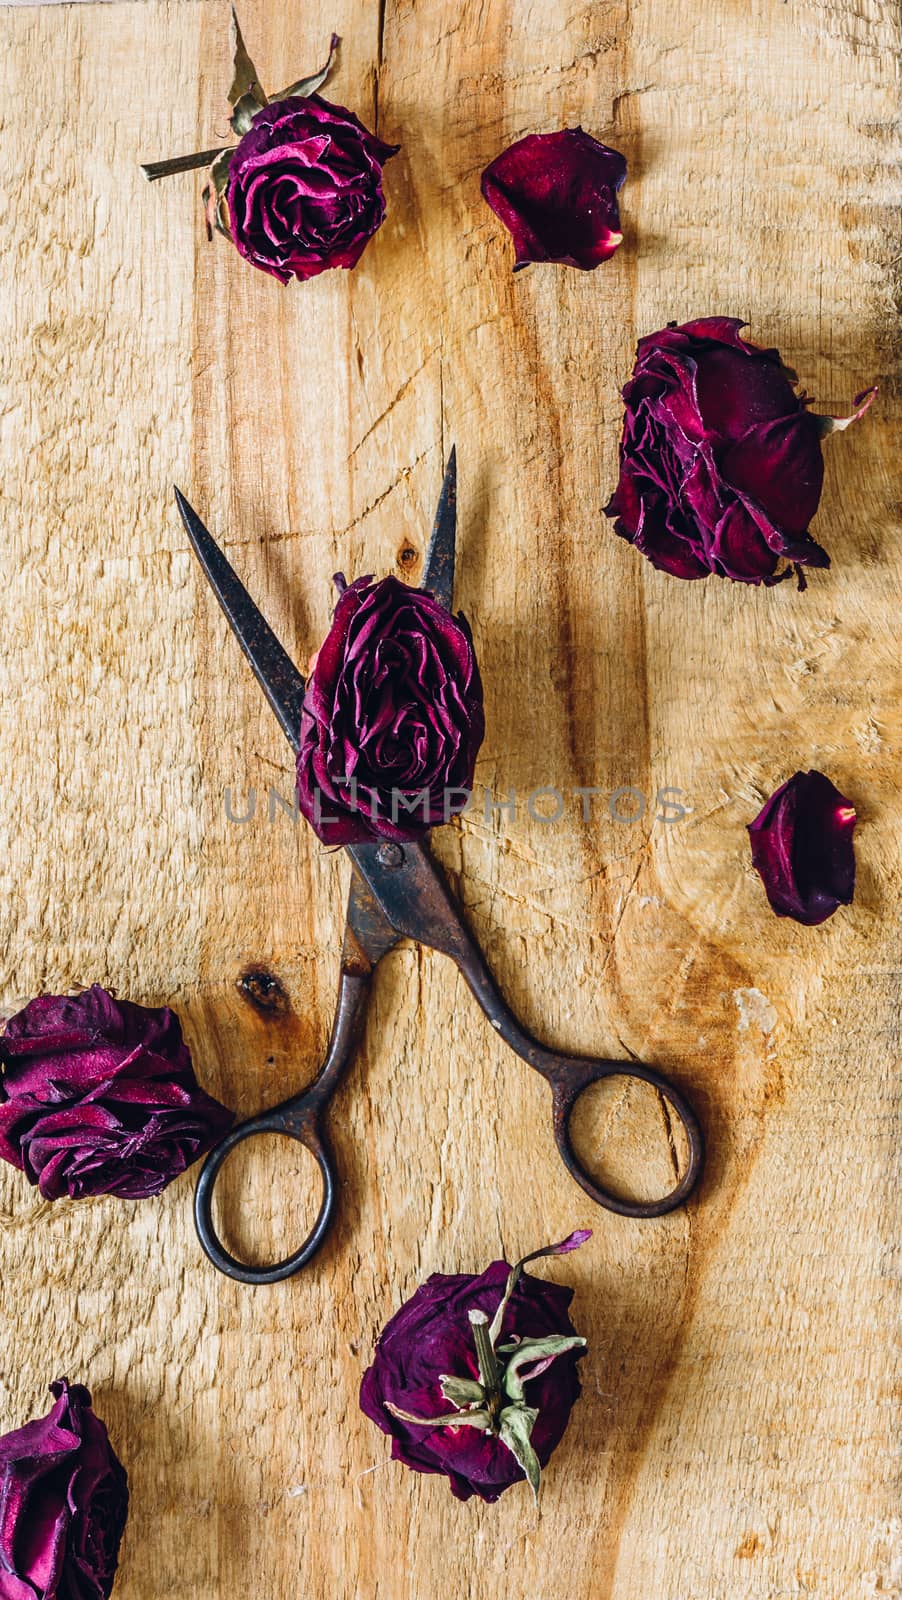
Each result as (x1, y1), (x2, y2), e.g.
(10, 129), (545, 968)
(0, 1), (899, 1596)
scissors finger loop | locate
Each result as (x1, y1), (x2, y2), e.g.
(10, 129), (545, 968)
(193, 1110), (338, 1285)
(551, 1059), (704, 1219)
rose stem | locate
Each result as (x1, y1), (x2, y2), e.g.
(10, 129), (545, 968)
(141, 148), (229, 182)
(468, 1310), (502, 1427)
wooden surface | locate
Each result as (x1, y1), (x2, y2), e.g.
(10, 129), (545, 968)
(0, 1), (899, 1596)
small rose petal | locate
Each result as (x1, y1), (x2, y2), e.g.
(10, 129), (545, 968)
(481, 128), (626, 271)
(748, 770), (856, 926)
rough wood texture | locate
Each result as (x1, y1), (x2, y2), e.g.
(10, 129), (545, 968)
(0, 1), (899, 1595)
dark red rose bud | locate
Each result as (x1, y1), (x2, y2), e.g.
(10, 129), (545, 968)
(748, 770), (856, 925)
(0, 1378), (128, 1600)
(0, 986), (234, 1201)
(225, 95), (399, 284)
(481, 129), (626, 270)
(296, 574), (485, 846)
(360, 1232), (590, 1502)
(604, 318), (876, 586)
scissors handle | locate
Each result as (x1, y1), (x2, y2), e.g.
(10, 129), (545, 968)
(351, 838), (704, 1217)
(193, 968), (370, 1284)
(454, 948), (703, 1216)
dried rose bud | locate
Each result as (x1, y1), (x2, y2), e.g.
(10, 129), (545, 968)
(0, 986), (234, 1200)
(0, 1379), (128, 1600)
(481, 129), (626, 270)
(748, 770), (857, 925)
(224, 96), (398, 284)
(296, 574), (485, 847)
(360, 1232), (590, 1502)
(604, 318), (876, 586)
(142, 18), (397, 284)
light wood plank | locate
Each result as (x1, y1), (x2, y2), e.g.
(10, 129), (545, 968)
(0, 1), (898, 1596)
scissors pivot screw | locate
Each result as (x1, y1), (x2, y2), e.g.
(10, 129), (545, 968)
(375, 842), (405, 870)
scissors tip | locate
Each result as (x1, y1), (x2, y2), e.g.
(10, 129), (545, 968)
(172, 484), (308, 753)
(422, 450), (457, 609)
(173, 484), (195, 527)
(173, 486), (215, 557)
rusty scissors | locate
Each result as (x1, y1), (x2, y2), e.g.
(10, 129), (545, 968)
(175, 456), (703, 1284)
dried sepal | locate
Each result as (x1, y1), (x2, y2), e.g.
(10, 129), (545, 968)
(488, 1230), (591, 1345)
(439, 1375), (486, 1408)
(816, 384), (878, 436)
(384, 1402), (492, 1431)
(203, 146), (236, 240)
(272, 32), (340, 102)
(499, 1335), (588, 1403)
(228, 6), (268, 135)
(497, 1405), (541, 1501)
(141, 17), (342, 212)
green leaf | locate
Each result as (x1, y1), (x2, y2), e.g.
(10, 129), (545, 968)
(501, 1335), (587, 1402)
(228, 8), (267, 134)
(498, 1404), (541, 1501)
(384, 1402), (491, 1431)
(272, 32), (340, 102)
(439, 1375), (486, 1409)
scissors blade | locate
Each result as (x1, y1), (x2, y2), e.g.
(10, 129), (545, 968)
(421, 447), (456, 610)
(342, 868), (404, 972)
(174, 487), (308, 753)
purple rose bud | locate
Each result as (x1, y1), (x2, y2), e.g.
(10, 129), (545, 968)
(0, 1378), (128, 1600)
(296, 575), (485, 847)
(0, 986), (234, 1201)
(360, 1233), (589, 1502)
(605, 318), (877, 586)
(481, 128), (626, 270)
(748, 770), (857, 926)
(225, 95), (399, 284)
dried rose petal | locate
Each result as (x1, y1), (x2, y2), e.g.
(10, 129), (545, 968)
(0, 986), (234, 1200)
(296, 575), (485, 846)
(0, 1379), (128, 1599)
(748, 770), (856, 925)
(481, 128), (626, 270)
(604, 318), (876, 585)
